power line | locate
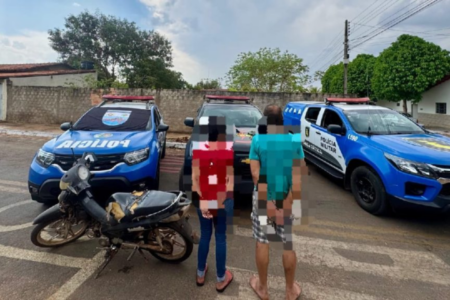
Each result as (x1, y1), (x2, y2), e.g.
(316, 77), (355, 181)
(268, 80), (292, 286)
(307, 30), (344, 69)
(350, 22), (450, 39)
(351, 0), (424, 40)
(350, 0), (397, 35)
(350, 0), (381, 24)
(351, 0), (443, 50)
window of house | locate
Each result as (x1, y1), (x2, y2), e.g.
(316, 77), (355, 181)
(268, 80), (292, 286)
(305, 107), (321, 123)
(436, 103), (447, 114)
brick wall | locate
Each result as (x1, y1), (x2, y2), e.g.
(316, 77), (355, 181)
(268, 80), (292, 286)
(6, 86), (349, 133)
(7, 86), (91, 124)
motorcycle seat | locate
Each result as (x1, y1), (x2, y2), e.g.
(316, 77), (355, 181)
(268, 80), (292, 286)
(107, 190), (177, 222)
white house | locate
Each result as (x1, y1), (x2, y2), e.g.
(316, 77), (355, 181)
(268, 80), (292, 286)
(377, 75), (450, 129)
(0, 62), (97, 121)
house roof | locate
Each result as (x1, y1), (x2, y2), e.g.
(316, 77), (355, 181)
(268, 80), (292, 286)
(0, 69), (96, 79)
(430, 74), (450, 89)
(0, 63), (71, 72)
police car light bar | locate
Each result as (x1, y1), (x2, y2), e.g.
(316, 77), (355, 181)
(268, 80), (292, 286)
(325, 97), (370, 104)
(205, 95), (252, 103)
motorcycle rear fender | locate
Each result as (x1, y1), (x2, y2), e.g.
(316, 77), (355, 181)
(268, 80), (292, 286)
(32, 204), (62, 225)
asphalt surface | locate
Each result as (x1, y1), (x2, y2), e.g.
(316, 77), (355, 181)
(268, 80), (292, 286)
(1, 134), (450, 300)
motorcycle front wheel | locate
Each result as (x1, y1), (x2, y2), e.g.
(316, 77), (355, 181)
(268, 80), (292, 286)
(31, 217), (88, 248)
(146, 221), (193, 264)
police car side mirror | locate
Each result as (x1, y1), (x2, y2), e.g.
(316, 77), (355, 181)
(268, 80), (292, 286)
(60, 122), (72, 131)
(157, 124), (169, 132)
(184, 117), (194, 128)
(327, 124), (345, 135)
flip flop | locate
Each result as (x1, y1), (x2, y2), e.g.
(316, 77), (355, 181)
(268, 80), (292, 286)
(196, 264), (208, 287)
(249, 275), (269, 300)
(216, 270), (233, 293)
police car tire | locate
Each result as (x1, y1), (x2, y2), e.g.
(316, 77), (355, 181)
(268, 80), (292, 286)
(350, 166), (388, 216)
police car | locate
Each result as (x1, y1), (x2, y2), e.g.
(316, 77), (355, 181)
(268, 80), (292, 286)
(179, 95), (263, 202)
(284, 97), (450, 215)
(28, 95), (168, 205)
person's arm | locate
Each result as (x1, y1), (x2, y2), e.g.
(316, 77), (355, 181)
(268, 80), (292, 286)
(226, 151), (234, 200)
(249, 137), (260, 186)
(191, 151), (202, 198)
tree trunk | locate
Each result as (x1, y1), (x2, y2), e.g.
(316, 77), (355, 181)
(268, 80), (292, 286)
(403, 99), (408, 113)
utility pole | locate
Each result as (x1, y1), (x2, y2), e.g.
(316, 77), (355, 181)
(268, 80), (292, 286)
(343, 20), (349, 96)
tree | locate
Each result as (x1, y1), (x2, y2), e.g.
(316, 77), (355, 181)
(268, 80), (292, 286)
(321, 63), (344, 94)
(348, 54), (376, 97)
(123, 58), (188, 89)
(372, 34), (450, 112)
(49, 11), (175, 87)
(308, 86), (321, 93)
(226, 47), (309, 92)
(193, 78), (222, 90)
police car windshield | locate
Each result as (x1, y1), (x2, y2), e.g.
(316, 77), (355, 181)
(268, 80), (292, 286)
(201, 105), (262, 128)
(344, 109), (425, 135)
(73, 107), (151, 131)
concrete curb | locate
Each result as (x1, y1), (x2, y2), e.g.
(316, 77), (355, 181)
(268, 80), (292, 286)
(0, 127), (187, 149)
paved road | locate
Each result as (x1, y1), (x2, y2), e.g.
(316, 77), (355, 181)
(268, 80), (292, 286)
(1, 134), (450, 300)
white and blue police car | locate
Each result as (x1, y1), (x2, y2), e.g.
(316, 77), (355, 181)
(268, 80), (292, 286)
(284, 97), (450, 215)
(28, 95), (168, 205)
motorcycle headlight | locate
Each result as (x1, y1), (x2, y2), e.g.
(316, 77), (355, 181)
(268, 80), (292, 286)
(124, 148), (150, 165)
(77, 165), (90, 181)
(384, 153), (438, 179)
(36, 149), (55, 168)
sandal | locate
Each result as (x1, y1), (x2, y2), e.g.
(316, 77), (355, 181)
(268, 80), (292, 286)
(249, 275), (269, 300)
(196, 264), (208, 287)
(288, 282), (302, 300)
(216, 270), (233, 293)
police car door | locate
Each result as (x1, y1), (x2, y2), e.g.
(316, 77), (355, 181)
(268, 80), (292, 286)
(301, 106), (323, 158)
(153, 108), (164, 153)
(315, 108), (347, 174)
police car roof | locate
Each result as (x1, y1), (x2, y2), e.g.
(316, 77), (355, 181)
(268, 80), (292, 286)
(101, 102), (152, 110)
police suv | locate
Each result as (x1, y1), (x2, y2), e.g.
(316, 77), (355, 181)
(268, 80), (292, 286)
(28, 95), (168, 205)
(284, 97), (450, 215)
(179, 95), (263, 203)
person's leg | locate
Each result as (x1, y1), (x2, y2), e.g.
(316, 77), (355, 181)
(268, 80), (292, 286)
(197, 209), (213, 281)
(214, 207), (227, 282)
(255, 241), (270, 294)
(277, 222), (301, 299)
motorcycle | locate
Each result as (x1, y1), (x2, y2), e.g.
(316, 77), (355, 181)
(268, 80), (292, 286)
(30, 152), (198, 278)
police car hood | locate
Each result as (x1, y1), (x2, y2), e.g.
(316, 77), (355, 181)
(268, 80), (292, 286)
(371, 133), (450, 164)
(43, 130), (152, 155)
(233, 127), (256, 152)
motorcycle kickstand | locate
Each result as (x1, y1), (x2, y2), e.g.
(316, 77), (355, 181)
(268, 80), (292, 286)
(127, 246), (138, 261)
(94, 246), (119, 279)
(138, 248), (150, 263)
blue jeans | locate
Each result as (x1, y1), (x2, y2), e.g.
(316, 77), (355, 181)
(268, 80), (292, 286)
(197, 198), (234, 282)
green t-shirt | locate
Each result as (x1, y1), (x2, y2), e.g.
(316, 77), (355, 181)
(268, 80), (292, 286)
(249, 133), (304, 201)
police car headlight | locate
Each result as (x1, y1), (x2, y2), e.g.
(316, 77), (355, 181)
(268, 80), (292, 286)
(36, 149), (55, 168)
(77, 165), (90, 181)
(124, 148), (150, 165)
(384, 153), (437, 179)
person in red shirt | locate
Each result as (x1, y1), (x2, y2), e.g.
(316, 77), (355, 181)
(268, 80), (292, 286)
(192, 116), (234, 292)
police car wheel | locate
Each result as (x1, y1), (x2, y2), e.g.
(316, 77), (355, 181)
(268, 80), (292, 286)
(350, 166), (388, 215)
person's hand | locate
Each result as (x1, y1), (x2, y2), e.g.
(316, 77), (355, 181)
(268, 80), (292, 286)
(267, 201), (285, 225)
(201, 209), (213, 219)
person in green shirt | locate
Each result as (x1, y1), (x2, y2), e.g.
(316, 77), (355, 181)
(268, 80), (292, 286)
(248, 104), (304, 300)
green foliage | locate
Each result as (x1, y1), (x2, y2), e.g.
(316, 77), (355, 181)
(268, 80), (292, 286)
(193, 78), (222, 90)
(49, 10), (179, 88)
(321, 63), (344, 94)
(308, 86), (321, 93)
(226, 47), (309, 92)
(372, 34), (450, 103)
(123, 58), (187, 89)
(348, 54), (376, 97)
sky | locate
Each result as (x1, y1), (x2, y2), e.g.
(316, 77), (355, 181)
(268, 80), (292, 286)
(1, 0), (450, 88)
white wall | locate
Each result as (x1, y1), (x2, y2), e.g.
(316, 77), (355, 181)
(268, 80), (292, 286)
(376, 99), (413, 112)
(419, 79), (450, 115)
(0, 79), (7, 121)
(10, 72), (97, 88)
